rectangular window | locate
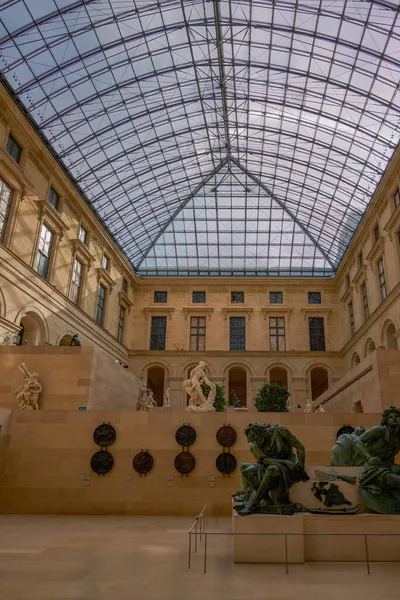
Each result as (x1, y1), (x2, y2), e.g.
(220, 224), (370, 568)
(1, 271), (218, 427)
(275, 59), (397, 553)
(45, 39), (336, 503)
(374, 224), (380, 241)
(79, 225), (87, 245)
(230, 316), (245, 350)
(358, 252), (363, 266)
(349, 301), (355, 336)
(378, 258), (387, 300)
(394, 188), (400, 208)
(122, 278), (128, 294)
(96, 284), (106, 326)
(150, 316), (167, 350)
(361, 283), (369, 321)
(154, 291), (167, 303)
(190, 316), (206, 351)
(231, 291), (244, 303)
(117, 305), (126, 343)
(269, 317), (285, 351)
(308, 292), (321, 304)
(346, 275), (350, 288)
(102, 254), (109, 271)
(6, 134), (22, 164)
(270, 291), (283, 304)
(0, 178), (12, 241)
(192, 291), (206, 303)
(70, 258), (83, 305)
(35, 223), (53, 279)
(309, 317), (326, 351)
(48, 187), (59, 210)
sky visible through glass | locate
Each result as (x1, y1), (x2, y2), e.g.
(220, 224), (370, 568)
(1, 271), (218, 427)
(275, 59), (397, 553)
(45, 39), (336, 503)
(0, 0), (399, 275)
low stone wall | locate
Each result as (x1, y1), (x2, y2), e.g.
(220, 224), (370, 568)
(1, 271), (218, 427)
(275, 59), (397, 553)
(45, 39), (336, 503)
(0, 410), (383, 516)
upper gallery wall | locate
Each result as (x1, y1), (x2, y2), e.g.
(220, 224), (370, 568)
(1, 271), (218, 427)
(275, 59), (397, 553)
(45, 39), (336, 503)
(0, 0), (399, 276)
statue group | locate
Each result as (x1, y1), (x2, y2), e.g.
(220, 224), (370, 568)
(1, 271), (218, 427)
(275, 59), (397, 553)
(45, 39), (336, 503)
(15, 363), (41, 410)
(184, 361), (216, 412)
(235, 405), (400, 516)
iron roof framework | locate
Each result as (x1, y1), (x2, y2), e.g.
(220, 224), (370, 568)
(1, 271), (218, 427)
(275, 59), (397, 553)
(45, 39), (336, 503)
(0, 1), (399, 276)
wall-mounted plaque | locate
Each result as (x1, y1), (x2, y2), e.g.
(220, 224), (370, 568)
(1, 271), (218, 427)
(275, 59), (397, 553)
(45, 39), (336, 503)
(90, 450), (114, 475)
(216, 452), (237, 475)
(216, 425), (237, 448)
(175, 425), (196, 447)
(93, 423), (116, 447)
(175, 451), (195, 474)
(133, 451), (154, 475)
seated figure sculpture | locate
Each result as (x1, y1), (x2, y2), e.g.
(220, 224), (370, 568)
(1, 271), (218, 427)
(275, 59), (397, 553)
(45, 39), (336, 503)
(330, 405), (400, 514)
(234, 422), (309, 516)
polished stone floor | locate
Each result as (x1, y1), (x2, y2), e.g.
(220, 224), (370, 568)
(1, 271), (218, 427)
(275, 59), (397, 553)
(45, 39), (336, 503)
(0, 514), (399, 600)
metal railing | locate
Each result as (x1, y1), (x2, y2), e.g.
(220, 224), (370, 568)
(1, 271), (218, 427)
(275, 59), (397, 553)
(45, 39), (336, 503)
(188, 502), (400, 574)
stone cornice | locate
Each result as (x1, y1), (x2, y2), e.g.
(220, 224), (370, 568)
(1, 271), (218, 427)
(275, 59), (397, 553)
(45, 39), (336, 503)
(95, 267), (115, 290)
(365, 237), (385, 264)
(35, 200), (69, 237)
(143, 307), (175, 320)
(182, 307), (214, 320)
(351, 264), (368, 291)
(261, 307), (292, 319)
(69, 238), (95, 266)
(222, 307), (254, 320)
(119, 290), (134, 309)
(339, 285), (353, 304)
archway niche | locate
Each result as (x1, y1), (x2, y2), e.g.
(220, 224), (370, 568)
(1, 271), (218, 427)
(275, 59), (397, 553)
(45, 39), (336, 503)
(310, 367), (329, 402)
(147, 366), (165, 407)
(365, 339), (376, 357)
(59, 334), (73, 347)
(269, 366), (288, 388)
(18, 312), (46, 346)
(351, 353), (360, 368)
(228, 367), (247, 406)
(385, 323), (398, 350)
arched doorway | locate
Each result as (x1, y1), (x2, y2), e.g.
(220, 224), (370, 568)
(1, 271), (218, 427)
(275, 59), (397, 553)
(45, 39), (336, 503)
(59, 334), (73, 346)
(269, 366), (288, 388)
(228, 367), (247, 406)
(147, 366), (165, 407)
(365, 338), (376, 357)
(351, 353), (360, 368)
(310, 367), (329, 402)
(17, 312), (46, 346)
(385, 323), (398, 350)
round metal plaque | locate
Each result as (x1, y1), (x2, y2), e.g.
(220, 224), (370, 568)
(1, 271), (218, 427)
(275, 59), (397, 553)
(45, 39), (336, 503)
(133, 451), (154, 475)
(174, 451), (195, 474)
(90, 450), (114, 475)
(175, 425), (196, 447)
(216, 452), (237, 475)
(216, 425), (237, 448)
(93, 423), (116, 447)
(336, 425), (355, 439)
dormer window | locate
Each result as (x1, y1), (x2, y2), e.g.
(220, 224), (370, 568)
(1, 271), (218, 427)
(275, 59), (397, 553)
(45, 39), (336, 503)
(102, 254), (109, 271)
(79, 225), (87, 245)
(6, 134), (21, 164)
(48, 187), (59, 211)
(122, 278), (128, 294)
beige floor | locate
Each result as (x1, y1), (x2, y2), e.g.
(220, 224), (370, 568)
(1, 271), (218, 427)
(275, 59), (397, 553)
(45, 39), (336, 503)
(0, 515), (399, 600)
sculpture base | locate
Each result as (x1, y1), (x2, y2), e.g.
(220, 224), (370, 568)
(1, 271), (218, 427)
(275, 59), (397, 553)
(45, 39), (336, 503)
(233, 509), (400, 563)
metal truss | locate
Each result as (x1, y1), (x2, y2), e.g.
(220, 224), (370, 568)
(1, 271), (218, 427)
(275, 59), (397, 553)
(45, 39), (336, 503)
(0, 0), (399, 276)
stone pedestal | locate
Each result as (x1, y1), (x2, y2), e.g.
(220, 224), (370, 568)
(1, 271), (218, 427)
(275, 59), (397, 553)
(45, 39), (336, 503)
(233, 510), (400, 563)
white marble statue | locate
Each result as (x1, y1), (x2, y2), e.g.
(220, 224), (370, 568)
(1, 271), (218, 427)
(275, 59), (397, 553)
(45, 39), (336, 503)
(164, 388), (171, 408)
(184, 361), (216, 412)
(15, 363), (41, 410)
(136, 380), (157, 411)
(316, 404), (325, 413)
(304, 398), (313, 413)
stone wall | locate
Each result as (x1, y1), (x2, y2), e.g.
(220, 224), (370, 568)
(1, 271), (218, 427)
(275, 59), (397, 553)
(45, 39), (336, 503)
(0, 410), (382, 516)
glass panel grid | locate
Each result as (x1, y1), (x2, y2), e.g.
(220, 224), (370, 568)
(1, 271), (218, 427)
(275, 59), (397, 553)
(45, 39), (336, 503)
(270, 292), (283, 304)
(192, 291), (206, 303)
(1, 1), (399, 275)
(35, 223), (53, 279)
(308, 292), (321, 305)
(71, 258), (82, 305)
(154, 291), (167, 303)
(230, 316), (245, 350)
(269, 317), (285, 351)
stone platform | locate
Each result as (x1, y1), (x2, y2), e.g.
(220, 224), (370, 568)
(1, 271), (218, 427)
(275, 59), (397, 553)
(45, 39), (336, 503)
(233, 511), (400, 563)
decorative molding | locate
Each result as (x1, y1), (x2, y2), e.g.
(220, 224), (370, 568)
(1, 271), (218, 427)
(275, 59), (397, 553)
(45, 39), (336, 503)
(27, 150), (50, 181)
(222, 307), (253, 320)
(301, 307), (332, 321)
(352, 264), (368, 291)
(340, 285), (353, 304)
(143, 307), (175, 321)
(0, 148), (33, 193)
(383, 204), (400, 240)
(95, 267), (115, 290)
(0, 315), (21, 333)
(69, 238), (95, 266)
(182, 307), (214, 320)
(35, 200), (69, 237)
(119, 290), (134, 309)
(261, 307), (292, 320)
(365, 237), (385, 264)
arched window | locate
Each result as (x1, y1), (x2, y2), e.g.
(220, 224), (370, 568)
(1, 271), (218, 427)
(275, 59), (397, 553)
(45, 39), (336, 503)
(365, 338), (376, 357)
(228, 367), (247, 406)
(269, 366), (288, 388)
(147, 366), (165, 407)
(310, 367), (329, 401)
(18, 312), (46, 346)
(385, 323), (398, 350)
(351, 353), (360, 368)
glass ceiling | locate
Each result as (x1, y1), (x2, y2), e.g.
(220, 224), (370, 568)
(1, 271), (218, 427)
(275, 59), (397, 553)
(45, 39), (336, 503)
(0, 1), (399, 276)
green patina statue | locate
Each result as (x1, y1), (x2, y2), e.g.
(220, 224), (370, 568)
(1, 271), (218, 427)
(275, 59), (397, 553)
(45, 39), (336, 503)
(233, 422), (309, 516)
(330, 405), (400, 514)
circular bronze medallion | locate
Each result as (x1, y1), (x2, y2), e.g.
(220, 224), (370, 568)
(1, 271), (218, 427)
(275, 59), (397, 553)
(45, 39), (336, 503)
(216, 425), (237, 448)
(90, 450), (114, 475)
(93, 423), (116, 447)
(175, 451), (195, 474)
(216, 452), (237, 475)
(133, 451), (154, 475)
(336, 425), (355, 439)
(175, 425), (196, 447)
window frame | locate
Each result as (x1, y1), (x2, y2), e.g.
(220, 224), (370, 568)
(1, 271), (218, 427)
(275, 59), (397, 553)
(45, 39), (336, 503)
(102, 253), (110, 271)
(48, 186), (60, 211)
(117, 304), (126, 343)
(122, 278), (128, 294)
(361, 282), (369, 321)
(35, 223), (54, 280)
(229, 316), (246, 350)
(348, 301), (355, 337)
(150, 316), (167, 350)
(231, 291), (244, 304)
(308, 317), (326, 351)
(377, 257), (388, 301)
(5, 134), (22, 164)
(394, 188), (400, 209)
(308, 291), (322, 305)
(96, 283), (107, 326)
(0, 177), (13, 243)
(374, 223), (380, 241)
(192, 291), (206, 304)
(269, 316), (285, 351)
(154, 291), (168, 303)
(190, 316), (206, 351)
(269, 291), (283, 304)
(70, 257), (83, 306)
(79, 224), (88, 245)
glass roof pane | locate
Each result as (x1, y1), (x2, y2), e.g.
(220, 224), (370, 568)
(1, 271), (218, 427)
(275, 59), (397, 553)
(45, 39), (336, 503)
(0, 0), (399, 276)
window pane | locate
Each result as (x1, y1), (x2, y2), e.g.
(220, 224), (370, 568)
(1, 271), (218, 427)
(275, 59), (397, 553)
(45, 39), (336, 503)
(230, 316), (245, 350)
(102, 255), (109, 270)
(269, 316), (285, 351)
(231, 291), (244, 303)
(154, 291), (167, 303)
(192, 291), (206, 303)
(394, 189), (400, 208)
(35, 224), (53, 279)
(0, 178), (12, 241)
(118, 305), (126, 342)
(270, 292), (283, 304)
(150, 316), (167, 350)
(122, 279), (128, 294)
(79, 226), (87, 244)
(309, 317), (325, 351)
(308, 292), (321, 304)
(6, 135), (21, 163)
(71, 258), (83, 305)
(96, 284), (106, 325)
(190, 316), (206, 351)
(48, 187), (59, 210)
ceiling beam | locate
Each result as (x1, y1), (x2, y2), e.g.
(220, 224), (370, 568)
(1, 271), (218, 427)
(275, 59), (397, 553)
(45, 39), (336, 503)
(213, 0), (231, 151)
